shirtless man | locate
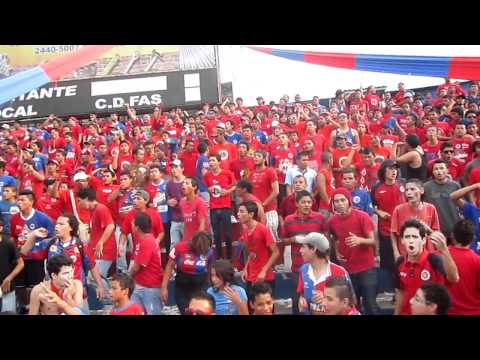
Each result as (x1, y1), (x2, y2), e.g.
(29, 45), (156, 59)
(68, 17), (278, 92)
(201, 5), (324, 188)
(29, 254), (84, 315)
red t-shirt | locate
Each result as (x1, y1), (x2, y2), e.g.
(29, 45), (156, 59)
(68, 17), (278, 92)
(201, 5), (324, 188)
(132, 233), (163, 288)
(179, 151), (199, 178)
(110, 302), (145, 315)
(446, 246), (480, 315)
(19, 172), (44, 201)
(332, 147), (358, 186)
(90, 178), (119, 219)
(371, 181), (406, 236)
(326, 209), (376, 274)
(248, 167), (278, 212)
(354, 162), (380, 192)
(241, 222), (275, 282)
(317, 168), (335, 210)
(390, 202), (440, 255)
(210, 142), (238, 170)
(203, 170), (235, 209)
(229, 156), (255, 181)
(90, 203), (116, 261)
(120, 208), (164, 248)
(365, 95), (381, 110)
(180, 196), (210, 242)
(36, 194), (62, 222)
(58, 190), (90, 224)
(116, 153), (134, 174)
(169, 241), (214, 275)
(394, 251), (446, 315)
(422, 142), (443, 162)
(452, 137), (473, 163)
(270, 147), (296, 183)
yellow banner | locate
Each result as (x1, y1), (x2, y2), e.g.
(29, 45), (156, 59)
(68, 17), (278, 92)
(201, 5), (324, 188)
(0, 45), (179, 68)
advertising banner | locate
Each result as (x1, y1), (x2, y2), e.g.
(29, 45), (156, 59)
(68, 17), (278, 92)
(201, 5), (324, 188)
(0, 68), (220, 120)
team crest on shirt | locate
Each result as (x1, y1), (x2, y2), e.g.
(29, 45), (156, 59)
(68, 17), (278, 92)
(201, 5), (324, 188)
(70, 255), (77, 263)
(29, 224), (36, 230)
(353, 196), (361, 204)
(218, 150), (229, 160)
(9, 206), (20, 215)
(50, 245), (57, 252)
(420, 270), (431, 281)
(399, 186), (405, 193)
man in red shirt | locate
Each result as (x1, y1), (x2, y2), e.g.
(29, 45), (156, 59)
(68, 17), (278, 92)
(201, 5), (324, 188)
(36, 178), (62, 222)
(393, 219), (459, 315)
(210, 123), (238, 170)
(270, 133), (296, 203)
(180, 177), (209, 242)
(120, 190), (164, 255)
(78, 188), (116, 285)
(422, 126), (443, 163)
(229, 141), (255, 181)
(249, 150), (280, 243)
(282, 190), (326, 314)
(390, 179), (440, 259)
(19, 159), (45, 202)
(371, 160), (406, 294)
(332, 134), (359, 187)
(238, 201), (279, 297)
(203, 153), (236, 260)
(129, 213), (163, 315)
(343, 146), (380, 191)
(89, 168), (119, 218)
(427, 142), (463, 181)
(326, 188), (378, 314)
(179, 140), (199, 178)
(446, 219), (480, 315)
(109, 273), (145, 315)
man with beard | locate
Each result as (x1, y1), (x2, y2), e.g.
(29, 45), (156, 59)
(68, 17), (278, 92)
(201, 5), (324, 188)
(423, 160), (461, 239)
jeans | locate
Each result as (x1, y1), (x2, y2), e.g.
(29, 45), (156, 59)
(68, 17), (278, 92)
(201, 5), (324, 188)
(0, 291), (16, 312)
(210, 208), (233, 259)
(378, 233), (394, 293)
(115, 226), (128, 273)
(170, 221), (184, 248)
(290, 272), (300, 315)
(350, 268), (379, 315)
(95, 259), (113, 292)
(131, 286), (163, 315)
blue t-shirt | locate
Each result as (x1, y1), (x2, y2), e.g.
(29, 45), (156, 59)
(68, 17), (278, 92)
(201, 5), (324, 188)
(462, 202), (480, 254)
(0, 200), (19, 234)
(195, 154), (209, 192)
(225, 132), (242, 145)
(254, 130), (268, 145)
(0, 176), (17, 201)
(207, 284), (247, 315)
(351, 188), (374, 216)
(33, 152), (49, 173)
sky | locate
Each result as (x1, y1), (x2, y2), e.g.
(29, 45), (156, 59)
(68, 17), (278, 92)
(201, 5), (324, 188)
(218, 45), (480, 106)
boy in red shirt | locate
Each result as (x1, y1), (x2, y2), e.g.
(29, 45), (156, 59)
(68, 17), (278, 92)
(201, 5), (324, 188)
(180, 177), (210, 242)
(248, 150), (280, 242)
(326, 188), (378, 314)
(203, 153), (236, 260)
(238, 201), (280, 298)
(77, 188), (116, 285)
(129, 213), (163, 315)
(110, 273), (145, 315)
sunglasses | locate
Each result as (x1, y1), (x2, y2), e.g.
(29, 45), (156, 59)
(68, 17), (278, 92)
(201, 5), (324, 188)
(184, 308), (213, 316)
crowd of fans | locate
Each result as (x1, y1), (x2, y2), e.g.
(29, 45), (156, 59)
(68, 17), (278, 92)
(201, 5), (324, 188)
(1, 77), (480, 316)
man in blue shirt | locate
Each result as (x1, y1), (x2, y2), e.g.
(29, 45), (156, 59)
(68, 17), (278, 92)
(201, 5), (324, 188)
(30, 141), (49, 173)
(450, 183), (480, 254)
(195, 141), (210, 206)
(0, 161), (17, 202)
(0, 185), (20, 235)
(341, 168), (374, 216)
